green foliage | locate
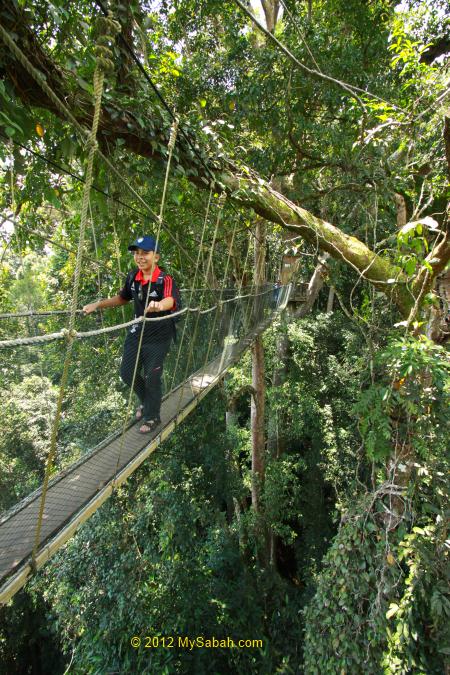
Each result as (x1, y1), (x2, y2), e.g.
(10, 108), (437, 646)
(30, 394), (304, 674)
(0, 375), (57, 509)
(261, 314), (368, 594)
(396, 217), (440, 279)
(354, 335), (449, 460)
(6, 253), (49, 312)
(0, 588), (65, 675)
(0, 80), (35, 139)
(389, 13), (434, 80)
(263, 454), (304, 544)
(304, 503), (399, 674)
(304, 461), (450, 674)
(383, 519), (450, 673)
(278, 313), (366, 498)
(0, 0), (449, 672)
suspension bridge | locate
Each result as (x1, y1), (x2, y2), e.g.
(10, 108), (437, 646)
(0, 283), (293, 604)
(0, 10), (304, 606)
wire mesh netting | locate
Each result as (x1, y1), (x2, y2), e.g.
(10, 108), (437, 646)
(0, 282), (291, 593)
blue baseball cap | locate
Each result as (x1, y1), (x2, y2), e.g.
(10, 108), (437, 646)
(128, 235), (160, 253)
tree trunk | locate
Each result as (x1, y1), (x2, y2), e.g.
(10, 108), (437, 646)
(292, 254), (329, 319)
(326, 285), (335, 313)
(251, 336), (265, 512)
(394, 193), (407, 228)
(260, 0), (280, 33)
(251, 219), (266, 512)
(268, 326), (289, 458)
(225, 396), (238, 524)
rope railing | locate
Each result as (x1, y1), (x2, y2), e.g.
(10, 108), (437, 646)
(0, 9), (295, 604)
(0, 287), (262, 320)
(0, 310), (85, 319)
(0, 287), (261, 321)
(0, 286), (279, 348)
(0, 281), (292, 601)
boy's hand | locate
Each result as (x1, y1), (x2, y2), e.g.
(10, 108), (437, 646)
(146, 301), (161, 312)
(83, 302), (99, 314)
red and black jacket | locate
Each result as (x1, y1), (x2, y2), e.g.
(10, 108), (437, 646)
(119, 266), (178, 341)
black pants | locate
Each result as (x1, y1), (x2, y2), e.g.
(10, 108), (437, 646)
(120, 331), (171, 422)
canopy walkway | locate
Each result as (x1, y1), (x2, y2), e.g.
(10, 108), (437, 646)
(0, 284), (293, 604)
(0, 12), (302, 606)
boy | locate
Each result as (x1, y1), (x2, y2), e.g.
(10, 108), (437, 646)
(83, 235), (177, 433)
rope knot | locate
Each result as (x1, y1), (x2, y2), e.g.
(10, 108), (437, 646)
(93, 12), (121, 74)
(85, 136), (98, 153)
(95, 53), (115, 74)
(168, 119), (179, 151)
(217, 192), (226, 208)
(95, 13), (121, 42)
(61, 328), (77, 341)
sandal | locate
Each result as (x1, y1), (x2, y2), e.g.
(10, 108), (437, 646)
(139, 418), (161, 434)
(135, 405), (144, 421)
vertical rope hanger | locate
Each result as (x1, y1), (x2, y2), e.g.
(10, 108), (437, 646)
(228, 227), (253, 339)
(216, 223), (244, 372)
(199, 201), (239, 386)
(8, 138), (16, 216)
(105, 173), (127, 323)
(174, 192), (226, 410)
(7, 134), (54, 379)
(7, 139), (26, 294)
(7, 139), (27, 379)
(243, 230), (260, 333)
(169, 186), (214, 391)
(31, 14), (121, 569)
(88, 197), (110, 351)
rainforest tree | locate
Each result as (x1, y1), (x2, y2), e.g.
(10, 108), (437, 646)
(0, 0), (449, 673)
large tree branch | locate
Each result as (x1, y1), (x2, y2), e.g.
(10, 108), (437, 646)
(218, 172), (413, 315)
(0, 2), (436, 318)
(412, 231), (450, 299)
(420, 36), (450, 65)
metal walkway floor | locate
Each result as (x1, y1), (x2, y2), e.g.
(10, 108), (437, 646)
(0, 316), (272, 603)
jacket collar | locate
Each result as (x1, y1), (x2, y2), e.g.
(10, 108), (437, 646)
(135, 265), (161, 286)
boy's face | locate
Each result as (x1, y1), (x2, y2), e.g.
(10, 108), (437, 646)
(133, 248), (160, 272)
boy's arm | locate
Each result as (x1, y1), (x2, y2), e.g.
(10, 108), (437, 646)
(83, 295), (129, 314)
(146, 274), (176, 313)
